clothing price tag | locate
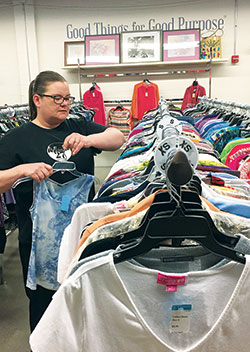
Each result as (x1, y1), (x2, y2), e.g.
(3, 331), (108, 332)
(157, 273), (187, 286)
(60, 195), (70, 212)
(170, 304), (192, 333)
(145, 91), (148, 97)
(157, 273), (187, 292)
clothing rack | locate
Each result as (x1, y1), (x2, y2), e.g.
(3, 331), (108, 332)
(103, 98), (183, 105)
(0, 104), (29, 119)
(0, 103), (28, 110)
(77, 57), (213, 101)
(70, 100), (84, 107)
(199, 96), (250, 111)
(0, 107), (29, 135)
(80, 68), (210, 79)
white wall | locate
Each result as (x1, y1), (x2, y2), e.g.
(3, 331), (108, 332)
(0, 0), (250, 105)
(0, 4), (20, 105)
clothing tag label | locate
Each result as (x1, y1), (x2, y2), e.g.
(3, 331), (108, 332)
(192, 92), (196, 98)
(114, 201), (129, 211)
(157, 273), (187, 286)
(161, 256), (194, 263)
(60, 195), (70, 212)
(166, 285), (177, 292)
(145, 91), (148, 97)
(170, 304), (192, 333)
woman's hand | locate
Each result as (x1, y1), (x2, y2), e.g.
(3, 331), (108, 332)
(0, 162), (53, 194)
(21, 162), (53, 183)
(62, 133), (91, 156)
(62, 128), (125, 156)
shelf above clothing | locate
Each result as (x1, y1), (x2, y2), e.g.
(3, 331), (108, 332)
(62, 58), (228, 75)
(65, 58), (228, 101)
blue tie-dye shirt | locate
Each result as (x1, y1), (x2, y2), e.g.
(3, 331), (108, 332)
(27, 174), (94, 290)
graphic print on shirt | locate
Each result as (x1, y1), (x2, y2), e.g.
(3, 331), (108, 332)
(47, 142), (72, 161)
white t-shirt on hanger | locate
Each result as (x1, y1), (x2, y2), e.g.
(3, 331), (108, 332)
(30, 250), (250, 352)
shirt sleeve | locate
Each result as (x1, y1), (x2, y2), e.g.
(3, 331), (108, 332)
(85, 119), (108, 135)
(29, 281), (84, 352)
(69, 117), (107, 136)
(0, 129), (20, 170)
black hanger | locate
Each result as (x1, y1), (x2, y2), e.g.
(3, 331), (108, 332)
(192, 79), (198, 86)
(111, 152), (203, 244)
(221, 111), (234, 121)
(113, 104), (124, 111)
(113, 151), (245, 265)
(112, 187), (202, 243)
(113, 206), (245, 264)
(143, 73), (150, 84)
(90, 83), (96, 92)
(90, 77), (97, 92)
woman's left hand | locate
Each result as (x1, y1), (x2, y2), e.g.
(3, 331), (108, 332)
(62, 133), (90, 156)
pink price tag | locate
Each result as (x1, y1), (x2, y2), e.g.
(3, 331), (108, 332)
(166, 285), (177, 292)
(157, 273), (186, 286)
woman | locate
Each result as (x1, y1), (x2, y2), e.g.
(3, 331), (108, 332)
(0, 70), (125, 331)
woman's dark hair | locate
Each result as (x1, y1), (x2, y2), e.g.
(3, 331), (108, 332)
(28, 70), (67, 120)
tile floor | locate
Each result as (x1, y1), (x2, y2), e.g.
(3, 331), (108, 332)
(0, 230), (30, 352)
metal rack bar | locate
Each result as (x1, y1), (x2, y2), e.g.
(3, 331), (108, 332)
(0, 103), (28, 110)
(199, 96), (250, 111)
(77, 58), (213, 102)
(80, 68), (210, 79)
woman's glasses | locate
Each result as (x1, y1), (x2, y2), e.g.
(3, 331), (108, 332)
(38, 94), (75, 105)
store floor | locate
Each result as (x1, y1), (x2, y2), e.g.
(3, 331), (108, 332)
(0, 230), (30, 352)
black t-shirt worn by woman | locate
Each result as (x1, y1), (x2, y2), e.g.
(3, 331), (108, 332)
(0, 117), (107, 244)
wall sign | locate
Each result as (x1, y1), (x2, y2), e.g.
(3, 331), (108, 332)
(66, 16), (225, 39)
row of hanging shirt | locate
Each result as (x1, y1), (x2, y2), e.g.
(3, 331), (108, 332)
(69, 102), (95, 121)
(183, 98), (250, 181)
(82, 79), (160, 140)
(83, 82), (132, 139)
(82, 77), (206, 142)
(0, 105), (29, 135)
(0, 105), (30, 251)
(30, 98), (250, 351)
(95, 99), (250, 220)
(0, 103), (95, 136)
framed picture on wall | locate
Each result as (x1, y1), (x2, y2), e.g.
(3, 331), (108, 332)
(85, 34), (120, 65)
(163, 29), (200, 62)
(64, 41), (85, 66)
(120, 30), (162, 64)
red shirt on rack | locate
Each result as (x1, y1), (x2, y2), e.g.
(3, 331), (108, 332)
(83, 84), (106, 126)
(181, 84), (206, 112)
(131, 81), (160, 121)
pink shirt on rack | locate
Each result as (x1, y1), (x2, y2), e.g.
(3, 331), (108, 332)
(131, 81), (160, 121)
(181, 84), (206, 112)
(83, 85), (106, 125)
